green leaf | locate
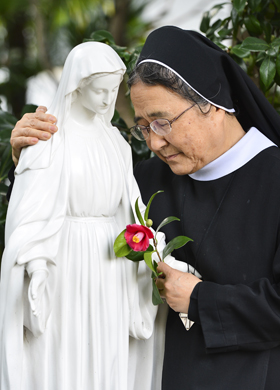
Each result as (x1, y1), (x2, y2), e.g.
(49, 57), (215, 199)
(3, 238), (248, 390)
(267, 46), (278, 57)
(126, 244), (153, 262)
(231, 7), (240, 36)
(206, 19), (223, 37)
(135, 197), (145, 226)
(248, 0), (262, 10)
(144, 190), (164, 222)
(130, 136), (151, 164)
(89, 30), (115, 45)
(276, 54), (280, 77)
(200, 12), (210, 33)
(256, 51), (266, 63)
(263, 22), (272, 43)
(113, 229), (132, 257)
(153, 260), (159, 276)
(260, 56), (276, 90)
(271, 37), (280, 49)
(241, 37), (269, 52)
(144, 251), (156, 273)
(162, 236), (193, 260)
(0, 146), (13, 180)
(231, 45), (251, 58)
(0, 183), (8, 196)
(232, 0), (246, 13)
(0, 110), (17, 127)
(155, 216), (180, 236)
(218, 27), (233, 39)
(244, 15), (263, 35)
(152, 279), (164, 305)
(112, 109), (128, 131)
(21, 104), (38, 117)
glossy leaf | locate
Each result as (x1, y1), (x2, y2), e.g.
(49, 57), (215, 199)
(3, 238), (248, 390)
(271, 37), (280, 49)
(153, 260), (159, 276)
(231, 54), (247, 73)
(210, 2), (229, 13)
(241, 37), (269, 52)
(206, 19), (222, 36)
(263, 22), (272, 43)
(248, 0), (262, 11)
(0, 183), (8, 196)
(135, 197), (145, 226)
(89, 30), (115, 45)
(114, 229), (132, 257)
(130, 136), (151, 165)
(144, 190), (163, 222)
(260, 56), (276, 90)
(21, 104), (38, 117)
(231, 7), (240, 37)
(0, 110), (17, 127)
(152, 279), (164, 305)
(231, 45), (251, 58)
(267, 46), (278, 57)
(126, 244), (154, 262)
(200, 12), (210, 33)
(232, 0), (246, 13)
(162, 236), (193, 260)
(155, 216), (180, 236)
(112, 110), (128, 131)
(218, 27), (233, 39)
(256, 51), (266, 63)
(144, 250), (156, 273)
(276, 54), (280, 76)
(244, 15), (263, 35)
(0, 146), (13, 180)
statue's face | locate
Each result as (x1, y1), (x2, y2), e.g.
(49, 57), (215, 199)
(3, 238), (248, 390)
(79, 73), (121, 115)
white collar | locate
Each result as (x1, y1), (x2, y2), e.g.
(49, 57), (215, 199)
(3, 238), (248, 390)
(189, 127), (276, 181)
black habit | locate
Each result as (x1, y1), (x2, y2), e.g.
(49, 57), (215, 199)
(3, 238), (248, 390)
(134, 145), (280, 390)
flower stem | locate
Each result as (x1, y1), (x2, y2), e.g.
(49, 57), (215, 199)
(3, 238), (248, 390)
(153, 237), (163, 263)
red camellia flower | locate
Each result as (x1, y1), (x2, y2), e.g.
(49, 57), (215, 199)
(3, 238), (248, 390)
(124, 224), (154, 252)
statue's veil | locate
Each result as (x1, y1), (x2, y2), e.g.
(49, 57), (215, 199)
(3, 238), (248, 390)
(16, 41), (126, 173)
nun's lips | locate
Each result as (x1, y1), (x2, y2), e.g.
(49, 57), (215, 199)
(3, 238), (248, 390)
(164, 153), (181, 161)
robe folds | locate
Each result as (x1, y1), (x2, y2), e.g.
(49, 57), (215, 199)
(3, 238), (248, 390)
(134, 138), (280, 390)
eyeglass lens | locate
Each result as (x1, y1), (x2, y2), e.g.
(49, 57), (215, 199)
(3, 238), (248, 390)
(132, 119), (171, 140)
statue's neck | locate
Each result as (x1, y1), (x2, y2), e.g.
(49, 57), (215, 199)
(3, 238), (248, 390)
(70, 98), (97, 127)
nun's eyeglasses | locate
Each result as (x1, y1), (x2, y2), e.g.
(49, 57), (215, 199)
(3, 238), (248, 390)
(130, 104), (195, 141)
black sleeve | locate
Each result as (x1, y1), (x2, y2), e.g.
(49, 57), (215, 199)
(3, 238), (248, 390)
(194, 276), (280, 354)
(188, 282), (201, 324)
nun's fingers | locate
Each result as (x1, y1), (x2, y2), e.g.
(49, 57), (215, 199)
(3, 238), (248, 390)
(10, 110), (58, 166)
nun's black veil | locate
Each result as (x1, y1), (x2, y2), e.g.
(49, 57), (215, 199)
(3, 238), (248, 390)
(137, 25), (280, 146)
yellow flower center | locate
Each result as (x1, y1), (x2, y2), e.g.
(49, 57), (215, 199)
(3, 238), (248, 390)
(132, 232), (144, 243)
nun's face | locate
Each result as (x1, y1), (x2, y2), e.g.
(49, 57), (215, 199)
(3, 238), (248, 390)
(80, 73), (121, 115)
(130, 82), (230, 175)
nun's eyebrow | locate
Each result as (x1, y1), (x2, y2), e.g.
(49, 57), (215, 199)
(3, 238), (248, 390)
(134, 111), (171, 123)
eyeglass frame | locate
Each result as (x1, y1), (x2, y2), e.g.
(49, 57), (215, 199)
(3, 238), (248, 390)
(130, 103), (196, 141)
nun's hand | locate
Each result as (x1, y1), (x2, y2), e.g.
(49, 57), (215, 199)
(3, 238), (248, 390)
(28, 269), (49, 318)
(156, 262), (202, 313)
(10, 106), (57, 166)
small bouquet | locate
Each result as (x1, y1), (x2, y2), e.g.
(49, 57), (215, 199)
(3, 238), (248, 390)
(114, 191), (192, 305)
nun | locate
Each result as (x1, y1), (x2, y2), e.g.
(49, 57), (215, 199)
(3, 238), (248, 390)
(129, 26), (280, 390)
(8, 26), (280, 390)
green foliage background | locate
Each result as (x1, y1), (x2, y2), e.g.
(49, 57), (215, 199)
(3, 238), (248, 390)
(1, 0), (280, 257)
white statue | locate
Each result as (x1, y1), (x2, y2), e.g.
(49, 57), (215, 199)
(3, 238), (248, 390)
(0, 42), (158, 390)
